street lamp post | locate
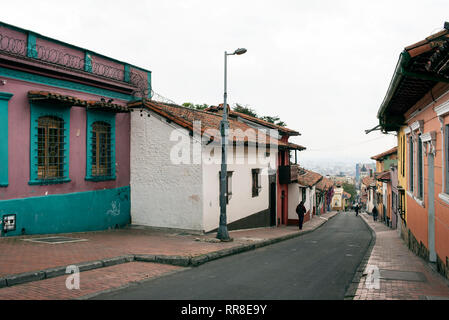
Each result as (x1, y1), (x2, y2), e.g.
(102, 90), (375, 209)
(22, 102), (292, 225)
(217, 48), (247, 241)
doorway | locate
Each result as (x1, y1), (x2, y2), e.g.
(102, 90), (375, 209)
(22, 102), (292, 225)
(269, 175), (276, 226)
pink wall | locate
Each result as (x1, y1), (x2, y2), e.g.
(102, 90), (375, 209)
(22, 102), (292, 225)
(0, 76), (130, 201)
(405, 83), (449, 263)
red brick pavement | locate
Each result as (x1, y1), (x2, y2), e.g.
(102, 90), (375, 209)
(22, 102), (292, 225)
(0, 211), (337, 299)
(354, 213), (449, 300)
(0, 262), (182, 300)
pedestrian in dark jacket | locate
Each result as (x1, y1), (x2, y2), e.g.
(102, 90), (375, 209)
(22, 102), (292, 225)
(372, 206), (378, 221)
(296, 201), (306, 230)
(355, 204), (359, 216)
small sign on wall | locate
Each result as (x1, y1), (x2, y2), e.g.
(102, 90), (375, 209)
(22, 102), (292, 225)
(3, 214), (16, 233)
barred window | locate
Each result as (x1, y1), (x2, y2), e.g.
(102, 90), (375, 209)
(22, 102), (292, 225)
(219, 171), (233, 204)
(91, 121), (112, 177)
(252, 168), (261, 197)
(37, 116), (65, 180)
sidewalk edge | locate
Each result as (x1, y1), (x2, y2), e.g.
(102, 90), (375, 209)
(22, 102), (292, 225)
(344, 213), (376, 300)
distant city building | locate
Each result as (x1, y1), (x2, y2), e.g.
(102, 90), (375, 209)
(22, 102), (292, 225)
(355, 163), (375, 185)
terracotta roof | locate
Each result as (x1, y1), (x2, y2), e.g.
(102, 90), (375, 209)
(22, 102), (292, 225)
(377, 26), (449, 132)
(361, 176), (376, 187)
(297, 168), (323, 187)
(128, 100), (306, 150)
(204, 105), (301, 136)
(28, 91), (129, 113)
(371, 146), (398, 160)
(316, 177), (333, 191)
(376, 171), (391, 181)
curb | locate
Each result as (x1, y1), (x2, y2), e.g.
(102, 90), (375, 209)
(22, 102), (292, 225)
(0, 213), (338, 290)
(344, 213), (377, 300)
(0, 254), (135, 289)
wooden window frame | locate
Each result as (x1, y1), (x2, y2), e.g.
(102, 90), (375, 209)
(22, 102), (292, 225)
(37, 116), (65, 180)
(91, 121), (112, 177)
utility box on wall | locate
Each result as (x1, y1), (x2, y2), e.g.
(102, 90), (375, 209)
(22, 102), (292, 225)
(2, 214), (16, 233)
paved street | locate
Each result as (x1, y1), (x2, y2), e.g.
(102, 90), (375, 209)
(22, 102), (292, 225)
(0, 212), (337, 299)
(93, 212), (372, 300)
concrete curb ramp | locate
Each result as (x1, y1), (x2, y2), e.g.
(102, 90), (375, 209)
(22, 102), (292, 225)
(0, 213), (338, 289)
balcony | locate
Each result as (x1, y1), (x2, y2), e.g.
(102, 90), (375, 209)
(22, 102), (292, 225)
(279, 164), (299, 184)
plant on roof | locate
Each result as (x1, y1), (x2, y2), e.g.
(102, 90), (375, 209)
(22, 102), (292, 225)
(234, 103), (287, 127)
(182, 102), (210, 110)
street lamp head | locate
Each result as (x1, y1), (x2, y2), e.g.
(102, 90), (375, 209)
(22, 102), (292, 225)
(233, 48), (247, 55)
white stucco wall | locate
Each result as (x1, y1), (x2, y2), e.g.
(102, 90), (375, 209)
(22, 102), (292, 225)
(202, 144), (275, 232)
(288, 184), (301, 220)
(289, 185), (316, 219)
(130, 111), (203, 231)
(367, 188), (374, 213)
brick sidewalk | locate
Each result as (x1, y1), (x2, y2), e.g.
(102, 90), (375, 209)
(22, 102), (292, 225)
(353, 213), (449, 300)
(0, 211), (338, 299)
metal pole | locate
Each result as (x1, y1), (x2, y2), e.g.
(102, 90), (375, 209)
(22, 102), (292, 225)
(217, 51), (231, 241)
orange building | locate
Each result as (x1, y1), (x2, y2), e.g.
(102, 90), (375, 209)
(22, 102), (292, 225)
(376, 23), (449, 279)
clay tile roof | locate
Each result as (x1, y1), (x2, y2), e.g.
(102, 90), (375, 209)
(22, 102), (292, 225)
(203, 105), (301, 136)
(371, 146), (398, 160)
(128, 100), (306, 149)
(297, 168), (323, 187)
(28, 91), (129, 112)
(316, 177), (333, 191)
(376, 171), (391, 181)
(377, 27), (449, 132)
(361, 176), (376, 187)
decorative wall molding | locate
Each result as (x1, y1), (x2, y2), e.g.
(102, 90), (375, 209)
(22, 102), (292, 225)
(435, 99), (449, 117)
(0, 67), (133, 101)
(410, 120), (424, 134)
(421, 131), (436, 156)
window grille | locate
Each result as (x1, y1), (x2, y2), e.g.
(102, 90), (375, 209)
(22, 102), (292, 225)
(252, 168), (261, 197)
(91, 121), (112, 177)
(37, 116), (65, 180)
(219, 171), (233, 204)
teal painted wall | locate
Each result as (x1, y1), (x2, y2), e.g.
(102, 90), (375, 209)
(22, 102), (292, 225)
(26, 32), (38, 59)
(84, 51), (92, 73)
(0, 92), (13, 187)
(0, 186), (130, 237)
(383, 159), (398, 171)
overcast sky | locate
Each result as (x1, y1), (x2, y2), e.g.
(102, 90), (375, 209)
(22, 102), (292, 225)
(2, 0), (449, 165)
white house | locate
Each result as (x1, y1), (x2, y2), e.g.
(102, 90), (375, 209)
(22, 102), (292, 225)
(288, 168), (323, 224)
(128, 100), (287, 233)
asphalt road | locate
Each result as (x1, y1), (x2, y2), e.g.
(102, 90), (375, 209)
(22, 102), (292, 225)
(93, 212), (372, 300)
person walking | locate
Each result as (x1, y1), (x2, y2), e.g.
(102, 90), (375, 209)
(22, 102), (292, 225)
(372, 206), (378, 221)
(355, 203), (359, 216)
(296, 200), (306, 230)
